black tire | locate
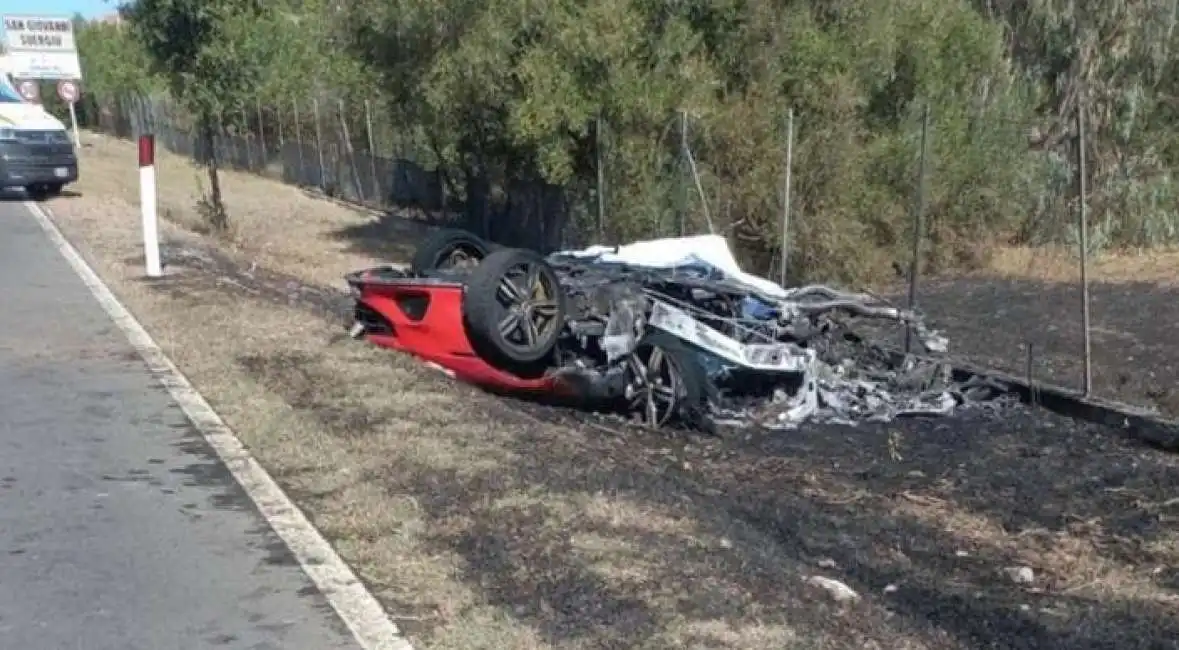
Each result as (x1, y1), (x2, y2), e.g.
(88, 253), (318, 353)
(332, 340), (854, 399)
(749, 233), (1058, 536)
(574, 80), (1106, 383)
(462, 248), (567, 372)
(411, 228), (492, 275)
(26, 183), (63, 201)
(625, 330), (715, 430)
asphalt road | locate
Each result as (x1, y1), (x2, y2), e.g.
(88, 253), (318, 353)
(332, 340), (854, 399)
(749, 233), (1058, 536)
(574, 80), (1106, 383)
(0, 200), (363, 649)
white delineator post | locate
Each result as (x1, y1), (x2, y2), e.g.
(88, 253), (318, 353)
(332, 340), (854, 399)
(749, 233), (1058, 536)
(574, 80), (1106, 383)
(138, 134), (162, 277)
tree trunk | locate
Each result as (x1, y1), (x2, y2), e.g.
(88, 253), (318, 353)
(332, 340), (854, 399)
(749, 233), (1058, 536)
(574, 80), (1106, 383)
(199, 112), (228, 232)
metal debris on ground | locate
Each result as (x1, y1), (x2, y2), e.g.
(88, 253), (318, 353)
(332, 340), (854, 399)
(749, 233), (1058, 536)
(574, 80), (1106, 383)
(547, 235), (1017, 429)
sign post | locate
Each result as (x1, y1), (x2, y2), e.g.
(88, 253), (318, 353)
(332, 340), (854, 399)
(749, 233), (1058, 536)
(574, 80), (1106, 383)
(2, 15), (85, 145)
(56, 79), (80, 147)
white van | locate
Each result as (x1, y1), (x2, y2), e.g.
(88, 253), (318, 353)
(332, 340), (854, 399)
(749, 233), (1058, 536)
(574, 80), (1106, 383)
(0, 72), (78, 198)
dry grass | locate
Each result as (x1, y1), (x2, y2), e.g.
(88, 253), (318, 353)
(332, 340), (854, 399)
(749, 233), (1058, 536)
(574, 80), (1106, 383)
(74, 132), (431, 285)
(983, 245), (1179, 286)
(38, 130), (1179, 649)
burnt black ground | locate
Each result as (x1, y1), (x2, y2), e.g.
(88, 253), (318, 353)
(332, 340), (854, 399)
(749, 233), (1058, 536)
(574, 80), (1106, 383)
(498, 402), (1179, 649)
(149, 237), (1179, 649)
(333, 210), (1177, 416)
(885, 276), (1179, 417)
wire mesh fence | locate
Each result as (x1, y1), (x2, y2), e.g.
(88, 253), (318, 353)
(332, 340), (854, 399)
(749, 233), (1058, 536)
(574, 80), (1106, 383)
(84, 92), (726, 254)
(74, 91), (1177, 419)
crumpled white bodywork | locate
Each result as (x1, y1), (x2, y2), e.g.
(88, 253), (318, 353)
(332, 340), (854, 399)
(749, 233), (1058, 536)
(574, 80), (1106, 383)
(564, 234), (790, 299)
(559, 235), (996, 428)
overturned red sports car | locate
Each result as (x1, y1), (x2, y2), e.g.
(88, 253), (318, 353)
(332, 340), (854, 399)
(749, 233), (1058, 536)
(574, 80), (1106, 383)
(346, 229), (1006, 431)
(345, 229), (678, 425)
(345, 250), (578, 396)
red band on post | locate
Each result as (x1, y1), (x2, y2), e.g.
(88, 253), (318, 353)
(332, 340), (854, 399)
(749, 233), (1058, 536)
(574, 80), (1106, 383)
(138, 134), (155, 168)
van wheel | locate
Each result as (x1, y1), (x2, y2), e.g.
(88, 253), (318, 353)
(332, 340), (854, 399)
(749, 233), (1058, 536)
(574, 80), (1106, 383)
(26, 183), (63, 201)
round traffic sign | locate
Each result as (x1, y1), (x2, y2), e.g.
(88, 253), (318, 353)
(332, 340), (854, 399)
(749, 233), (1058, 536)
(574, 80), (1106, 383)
(57, 79), (80, 103)
(17, 80), (39, 102)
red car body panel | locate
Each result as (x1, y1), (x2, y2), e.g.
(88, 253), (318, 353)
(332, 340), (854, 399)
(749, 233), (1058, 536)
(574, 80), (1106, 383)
(350, 269), (572, 395)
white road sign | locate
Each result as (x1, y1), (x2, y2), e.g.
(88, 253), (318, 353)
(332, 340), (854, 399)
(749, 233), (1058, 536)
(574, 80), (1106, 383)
(1, 15), (83, 80)
(57, 78), (79, 102)
(17, 79), (39, 102)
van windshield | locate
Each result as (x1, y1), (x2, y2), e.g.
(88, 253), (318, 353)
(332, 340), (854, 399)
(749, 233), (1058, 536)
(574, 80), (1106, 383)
(0, 77), (25, 103)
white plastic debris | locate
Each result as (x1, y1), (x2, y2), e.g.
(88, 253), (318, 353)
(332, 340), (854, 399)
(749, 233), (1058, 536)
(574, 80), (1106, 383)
(806, 575), (860, 603)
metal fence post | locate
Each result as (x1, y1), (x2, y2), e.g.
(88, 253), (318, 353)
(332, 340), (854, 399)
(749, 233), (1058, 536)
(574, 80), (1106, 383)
(904, 104), (931, 355)
(596, 114), (606, 242)
(241, 107), (253, 171)
(275, 101), (284, 149)
(679, 110), (688, 236)
(363, 99), (381, 205)
(292, 97), (305, 185)
(338, 99), (363, 203)
(779, 107), (795, 287)
(256, 95), (267, 171)
(312, 98), (326, 191)
(1076, 94), (1093, 396)
(337, 97), (358, 200)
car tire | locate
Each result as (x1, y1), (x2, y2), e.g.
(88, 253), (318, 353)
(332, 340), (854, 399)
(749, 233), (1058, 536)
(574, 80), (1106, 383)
(625, 331), (715, 430)
(26, 183), (63, 201)
(462, 247), (566, 373)
(411, 228), (492, 275)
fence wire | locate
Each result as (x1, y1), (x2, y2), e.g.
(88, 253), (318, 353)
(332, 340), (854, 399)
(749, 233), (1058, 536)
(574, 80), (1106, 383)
(87, 92), (716, 254)
(76, 92), (1173, 419)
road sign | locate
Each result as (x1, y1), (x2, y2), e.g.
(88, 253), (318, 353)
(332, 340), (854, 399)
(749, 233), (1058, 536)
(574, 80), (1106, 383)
(57, 78), (82, 147)
(56, 79), (79, 103)
(1, 15), (83, 80)
(17, 79), (39, 102)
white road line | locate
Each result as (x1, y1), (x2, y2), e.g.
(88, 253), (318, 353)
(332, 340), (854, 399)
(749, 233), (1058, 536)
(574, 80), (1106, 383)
(24, 200), (414, 650)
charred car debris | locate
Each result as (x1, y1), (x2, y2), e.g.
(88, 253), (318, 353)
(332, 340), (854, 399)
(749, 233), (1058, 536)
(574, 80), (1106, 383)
(345, 229), (1014, 431)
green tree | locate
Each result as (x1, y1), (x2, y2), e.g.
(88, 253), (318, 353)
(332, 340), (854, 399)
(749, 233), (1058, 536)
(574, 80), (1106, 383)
(75, 17), (161, 121)
(980, 0), (1179, 248)
(340, 0), (1043, 279)
(74, 0), (1179, 282)
(122, 0), (271, 231)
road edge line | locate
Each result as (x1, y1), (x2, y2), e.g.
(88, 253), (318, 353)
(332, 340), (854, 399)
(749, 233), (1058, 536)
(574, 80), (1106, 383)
(23, 200), (414, 650)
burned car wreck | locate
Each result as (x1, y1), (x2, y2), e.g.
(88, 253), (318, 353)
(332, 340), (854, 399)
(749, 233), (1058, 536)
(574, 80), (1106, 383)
(345, 229), (1010, 430)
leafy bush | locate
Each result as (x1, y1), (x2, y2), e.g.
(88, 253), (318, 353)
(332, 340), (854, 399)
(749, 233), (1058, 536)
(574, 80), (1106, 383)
(77, 0), (1179, 282)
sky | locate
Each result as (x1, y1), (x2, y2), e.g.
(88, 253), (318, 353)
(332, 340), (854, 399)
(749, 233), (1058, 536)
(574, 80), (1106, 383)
(0, 0), (114, 20)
